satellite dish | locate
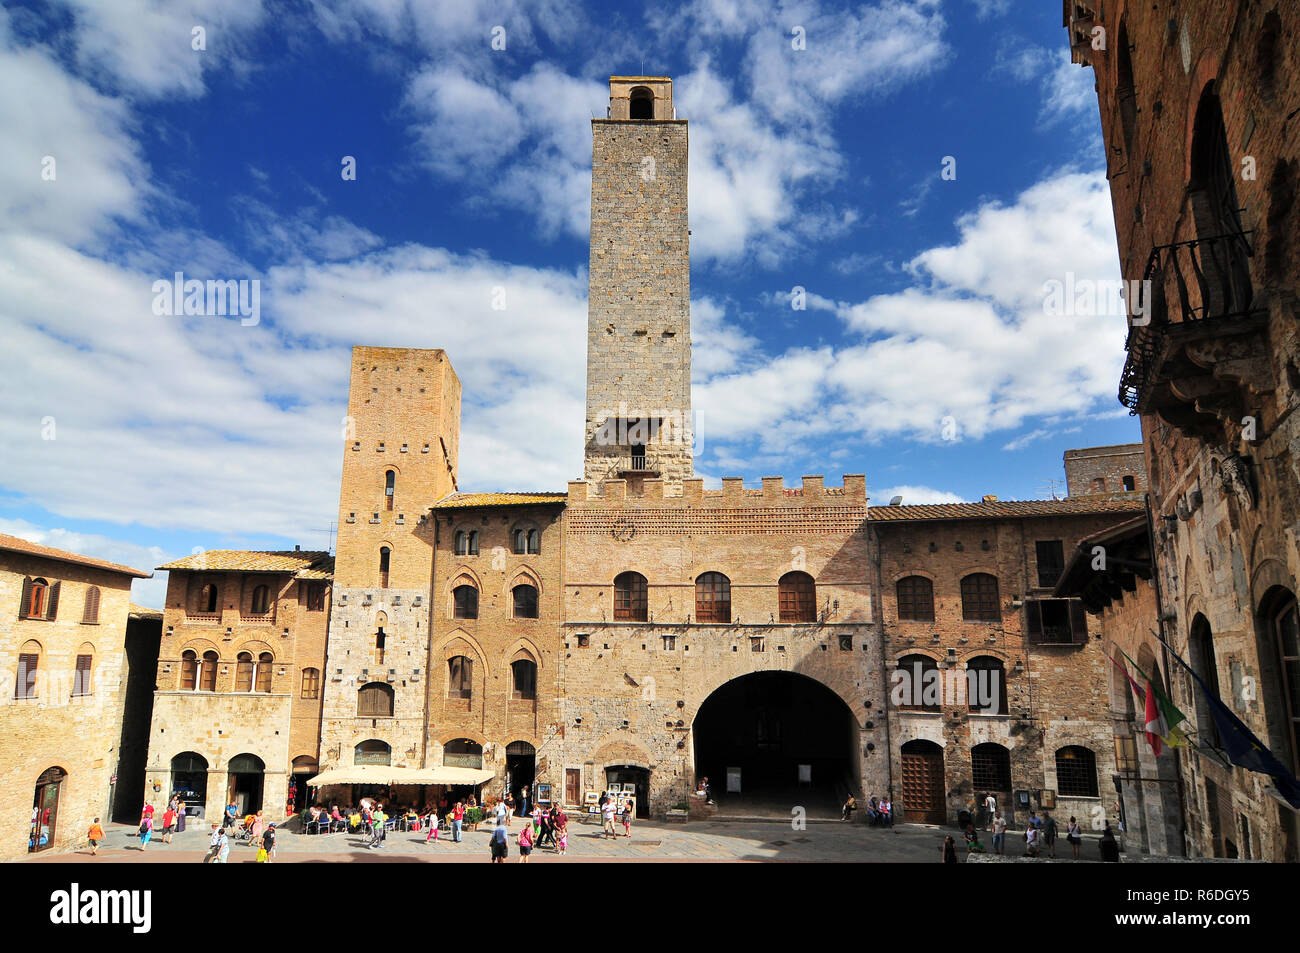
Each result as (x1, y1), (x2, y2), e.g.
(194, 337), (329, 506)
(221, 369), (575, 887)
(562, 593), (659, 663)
(889, 496), (904, 506)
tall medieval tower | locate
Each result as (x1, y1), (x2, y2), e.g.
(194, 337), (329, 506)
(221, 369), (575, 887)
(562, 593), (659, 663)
(319, 346), (461, 772)
(584, 77), (693, 494)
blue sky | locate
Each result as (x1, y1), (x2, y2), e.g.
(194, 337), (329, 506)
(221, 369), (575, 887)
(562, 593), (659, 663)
(0, 0), (1138, 607)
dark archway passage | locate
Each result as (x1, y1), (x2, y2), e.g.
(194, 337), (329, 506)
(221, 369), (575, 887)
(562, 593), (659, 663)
(692, 671), (857, 817)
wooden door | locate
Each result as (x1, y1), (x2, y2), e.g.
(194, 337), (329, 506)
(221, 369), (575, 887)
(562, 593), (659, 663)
(565, 769), (581, 807)
(901, 742), (946, 825)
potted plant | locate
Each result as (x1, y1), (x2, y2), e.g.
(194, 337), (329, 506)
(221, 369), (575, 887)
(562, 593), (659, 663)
(465, 807), (485, 831)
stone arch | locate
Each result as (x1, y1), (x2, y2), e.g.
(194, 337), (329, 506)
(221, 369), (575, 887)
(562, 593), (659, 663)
(504, 565), (543, 598)
(689, 667), (864, 733)
(1249, 556), (1292, 610)
(890, 649), (942, 666)
(593, 738), (653, 769)
(230, 638), (274, 657)
(438, 629), (489, 673)
(435, 727), (487, 747)
(890, 568), (937, 583)
(504, 637), (544, 670)
(177, 636), (221, 658)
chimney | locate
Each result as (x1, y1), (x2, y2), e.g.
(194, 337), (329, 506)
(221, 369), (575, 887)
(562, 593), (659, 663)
(982, 495), (998, 503)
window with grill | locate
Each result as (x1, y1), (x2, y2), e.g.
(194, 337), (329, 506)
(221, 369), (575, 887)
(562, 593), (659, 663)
(896, 576), (934, 622)
(966, 657), (1008, 714)
(73, 648), (93, 696)
(614, 572), (648, 622)
(960, 573), (1001, 622)
(358, 682), (394, 716)
(1055, 746), (1099, 797)
(1035, 540), (1066, 588)
(513, 584), (539, 619)
(180, 650), (198, 690)
(200, 651), (218, 691)
(453, 585), (479, 619)
(447, 656), (473, 699)
(256, 652), (273, 692)
(251, 584), (270, 615)
(15, 641), (40, 699)
(895, 654), (940, 711)
(1025, 598), (1088, 644)
(82, 586), (101, 624)
(695, 572), (731, 623)
(301, 667), (320, 699)
(971, 743), (1011, 790)
(235, 652), (254, 692)
(512, 659), (537, 699)
(778, 572), (816, 623)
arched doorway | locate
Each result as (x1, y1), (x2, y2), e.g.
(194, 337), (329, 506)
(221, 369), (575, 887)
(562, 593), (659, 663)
(30, 766), (66, 853)
(900, 740), (946, 824)
(505, 741), (535, 815)
(692, 671), (857, 816)
(170, 752), (209, 816)
(227, 754), (265, 816)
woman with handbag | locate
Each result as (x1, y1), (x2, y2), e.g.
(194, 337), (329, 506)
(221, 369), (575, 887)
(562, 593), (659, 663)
(1067, 816), (1082, 860)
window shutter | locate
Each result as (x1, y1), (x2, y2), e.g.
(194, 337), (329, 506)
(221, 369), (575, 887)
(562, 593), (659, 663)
(19, 577), (32, 619)
(1024, 600), (1042, 643)
(45, 581), (60, 620)
(83, 587), (100, 624)
(74, 655), (92, 695)
(1070, 600), (1088, 643)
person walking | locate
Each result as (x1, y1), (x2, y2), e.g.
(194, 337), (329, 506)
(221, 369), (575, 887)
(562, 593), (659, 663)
(451, 801), (464, 843)
(984, 792), (997, 830)
(1067, 816), (1082, 860)
(161, 805), (176, 844)
(495, 797), (508, 830)
(537, 807), (555, 849)
(249, 810), (266, 849)
(503, 792), (515, 829)
(518, 817), (534, 863)
(204, 823), (221, 862)
(1024, 824), (1040, 857)
(621, 802), (633, 839)
(215, 826), (230, 863)
(520, 784), (530, 819)
(87, 818), (104, 856)
(940, 835), (957, 863)
(369, 807), (386, 849)
(138, 812), (153, 851)
(991, 811), (1007, 855)
(1042, 812), (1058, 859)
(489, 821), (508, 862)
(426, 806), (439, 844)
(1099, 823), (1120, 862)
(262, 823), (277, 862)
(557, 808), (568, 856)
(223, 799), (238, 830)
(602, 797), (617, 839)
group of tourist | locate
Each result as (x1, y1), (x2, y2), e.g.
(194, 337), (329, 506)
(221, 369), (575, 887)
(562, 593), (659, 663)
(134, 793), (189, 851)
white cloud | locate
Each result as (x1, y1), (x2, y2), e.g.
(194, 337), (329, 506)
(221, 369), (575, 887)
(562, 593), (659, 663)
(871, 485), (966, 505)
(992, 39), (1097, 127)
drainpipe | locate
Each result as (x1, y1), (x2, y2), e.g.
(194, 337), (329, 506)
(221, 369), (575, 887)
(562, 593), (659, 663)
(872, 520), (895, 808)
(1144, 490), (1189, 854)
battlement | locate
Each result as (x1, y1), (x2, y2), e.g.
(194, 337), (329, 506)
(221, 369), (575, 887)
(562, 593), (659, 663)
(566, 474), (867, 506)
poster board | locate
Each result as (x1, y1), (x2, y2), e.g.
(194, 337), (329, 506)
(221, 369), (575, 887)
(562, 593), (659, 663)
(536, 783), (552, 806)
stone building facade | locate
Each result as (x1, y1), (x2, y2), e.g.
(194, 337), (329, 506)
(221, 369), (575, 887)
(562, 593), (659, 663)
(144, 549), (332, 821)
(1067, 0), (1300, 860)
(0, 533), (150, 860)
(1064, 444), (1147, 497)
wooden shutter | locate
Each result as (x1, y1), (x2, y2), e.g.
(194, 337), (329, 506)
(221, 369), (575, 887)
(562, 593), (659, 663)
(19, 577), (32, 619)
(16, 654), (38, 699)
(1024, 600), (1043, 643)
(82, 586), (101, 624)
(45, 581), (60, 620)
(74, 655), (92, 695)
(1070, 600), (1089, 643)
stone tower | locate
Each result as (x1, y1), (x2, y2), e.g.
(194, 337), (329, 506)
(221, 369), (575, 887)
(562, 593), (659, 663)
(319, 346), (460, 772)
(584, 76), (693, 494)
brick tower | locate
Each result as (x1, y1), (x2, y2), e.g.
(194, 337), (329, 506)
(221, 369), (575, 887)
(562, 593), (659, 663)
(584, 77), (693, 494)
(319, 346), (460, 773)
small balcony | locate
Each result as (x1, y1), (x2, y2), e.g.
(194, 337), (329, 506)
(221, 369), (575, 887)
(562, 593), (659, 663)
(1118, 231), (1271, 438)
(616, 453), (660, 477)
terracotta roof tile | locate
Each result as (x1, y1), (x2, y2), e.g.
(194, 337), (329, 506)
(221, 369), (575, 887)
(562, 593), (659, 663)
(0, 533), (152, 578)
(431, 492), (567, 509)
(867, 496), (1144, 522)
(156, 550), (333, 577)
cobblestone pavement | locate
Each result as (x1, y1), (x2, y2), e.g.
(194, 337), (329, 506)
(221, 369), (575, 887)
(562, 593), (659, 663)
(26, 817), (1024, 863)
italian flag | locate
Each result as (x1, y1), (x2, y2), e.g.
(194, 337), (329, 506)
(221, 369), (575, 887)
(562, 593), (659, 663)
(1144, 679), (1168, 756)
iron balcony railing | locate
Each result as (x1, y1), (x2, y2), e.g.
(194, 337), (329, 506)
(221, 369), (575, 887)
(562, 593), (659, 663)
(1118, 230), (1261, 411)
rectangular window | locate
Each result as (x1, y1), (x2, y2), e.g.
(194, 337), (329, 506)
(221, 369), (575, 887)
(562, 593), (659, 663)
(1025, 598), (1088, 644)
(448, 657), (473, 699)
(16, 654), (38, 699)
(306, 583), (325, 612)
(72, 654), (93, 696)
(301, 669), (320, 699)
(1035, 540), (1066, 588)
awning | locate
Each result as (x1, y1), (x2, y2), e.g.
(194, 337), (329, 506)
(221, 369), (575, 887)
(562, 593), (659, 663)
(307, 765), (495, 787)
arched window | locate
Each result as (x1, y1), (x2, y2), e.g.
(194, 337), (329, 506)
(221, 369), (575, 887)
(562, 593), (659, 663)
(453, 585), (479, 619)
(960, 573), (1001, 622)
(443, 738), (482, 769)
(614, 572), (648, 622)
(971, 743), (1012, 791)
(455, 531), (468, 556)
(1189, 614), (1221, 747)
(527, 529), (540, 554)
(966, 656), (1008, 714)
(1122, 475), (1136, 491)
(200, 583), (218, 613)
(1264, 589), (1299, 771)
(695, 572), (731, 623)
(513, 528), (527, 554)
(301, 667), (320, 699)
(379, 547), (390, 588)
(235, 652), (254, 692)
(354, 739), (391, 766)
(180, 650), (198, 691)
(896, 576), (934, 622)
(250, 585), (270, 615)
(1055, 746), (1098, 798)
(512, 659), (537, 700)
(895, 654), (940, 711)
(256, 652), (273, 692)
(81, 586), (101, 624)
(513, 584), (539, 619)
(15, 640), (40, 699)
(73, 643), (94, 696)
(778, 571), (816, 623)
(384, 469), (395, 510)
(629, 86), (653, 120)
(468, 531), (480, 556)
(21, 577), (56, 620)
(358, 682), (395, 717)
(1189, 85), (1252, 317)
(200, 651), (218, 692)
(447, 656), (473, 699)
